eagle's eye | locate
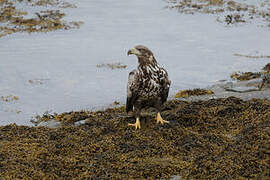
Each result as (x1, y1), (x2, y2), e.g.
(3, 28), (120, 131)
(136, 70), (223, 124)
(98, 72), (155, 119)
(137, 49), (146, 55)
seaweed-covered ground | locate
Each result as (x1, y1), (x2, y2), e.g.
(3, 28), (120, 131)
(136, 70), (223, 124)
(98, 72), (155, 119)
(167, 0), (270, 25)
(230, 63), (270, 81)
(0, 0), (82, 38)
(1, 97), (270, 179)
(175, 88), (214, 98)
(230, 71), (262, 81)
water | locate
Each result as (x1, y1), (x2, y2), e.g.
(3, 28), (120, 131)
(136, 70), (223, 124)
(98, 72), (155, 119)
(0, 0), (269, 125)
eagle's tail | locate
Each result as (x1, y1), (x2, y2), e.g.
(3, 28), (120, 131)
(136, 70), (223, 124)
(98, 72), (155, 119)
(126, 97), (133, 113)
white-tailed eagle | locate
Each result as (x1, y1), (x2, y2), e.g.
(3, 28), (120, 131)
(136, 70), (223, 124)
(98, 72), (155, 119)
(126, 45), (171, 129)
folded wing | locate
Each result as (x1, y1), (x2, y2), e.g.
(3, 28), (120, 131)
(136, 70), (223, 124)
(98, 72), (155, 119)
(126, 70), (139, 113)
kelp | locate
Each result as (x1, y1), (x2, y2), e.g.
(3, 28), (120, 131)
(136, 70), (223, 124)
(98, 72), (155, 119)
(175, 88), (214, 98)
(0, 0), (83, 38)
(1, 97), (270, 179)
(167, 0), (270, 25)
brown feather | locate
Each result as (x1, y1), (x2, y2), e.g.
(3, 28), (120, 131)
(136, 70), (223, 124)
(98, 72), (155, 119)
(126, 45), (170, 113)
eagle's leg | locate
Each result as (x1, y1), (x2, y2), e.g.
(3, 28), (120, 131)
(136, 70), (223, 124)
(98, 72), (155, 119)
(128, 107), (141, 129)
(156, 112), (169, 124)
(155, 102), (169, 124)
(128, 117), (141, 129)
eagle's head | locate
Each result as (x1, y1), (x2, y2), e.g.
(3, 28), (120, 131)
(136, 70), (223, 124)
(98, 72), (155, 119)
(127, 45), (156, 65)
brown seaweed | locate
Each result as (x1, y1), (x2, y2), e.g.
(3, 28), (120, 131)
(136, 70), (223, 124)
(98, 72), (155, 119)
(1, 97), (270, 179)
(175, 88), (214, 98)
(167, 0), (270, 25)
(0, 0), (83, 38)
(230, 72), (261, 81)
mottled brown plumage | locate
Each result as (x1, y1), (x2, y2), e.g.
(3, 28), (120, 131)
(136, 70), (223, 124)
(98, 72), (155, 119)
(126, 45), (171, 129)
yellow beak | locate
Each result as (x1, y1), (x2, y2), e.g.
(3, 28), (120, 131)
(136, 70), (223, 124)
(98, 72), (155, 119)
(127, 48), (141, 56)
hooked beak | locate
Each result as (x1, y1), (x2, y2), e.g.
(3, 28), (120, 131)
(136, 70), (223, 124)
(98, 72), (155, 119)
(127, 48), (141, 56)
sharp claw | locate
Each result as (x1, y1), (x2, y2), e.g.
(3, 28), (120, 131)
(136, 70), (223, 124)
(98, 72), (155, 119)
(160, 120), (170, 124)
(156, 112), (169, 124)
(128, 117), (141, 129)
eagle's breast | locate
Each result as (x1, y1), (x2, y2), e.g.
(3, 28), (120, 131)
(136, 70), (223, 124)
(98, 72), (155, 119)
(138, 62), (165, 98)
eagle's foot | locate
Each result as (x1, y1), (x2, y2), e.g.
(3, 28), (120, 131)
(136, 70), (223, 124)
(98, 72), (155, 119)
(128, 117), (141, 130)
(156, 112), (169, 124)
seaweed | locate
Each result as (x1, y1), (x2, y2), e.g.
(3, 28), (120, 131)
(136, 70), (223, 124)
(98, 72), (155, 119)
(175, 88), (214, 98)
(262, 63), (270, 72)
(2, 97), (269, 179)
(0, 0), (83, 38)
(224, 13), (245, 24)
(96, 63), (127, 70)
(167, 0), (270, 25)
(234, 53), (270, 59)
(230, 72), (261, 81)
(1, 95), (19, 102)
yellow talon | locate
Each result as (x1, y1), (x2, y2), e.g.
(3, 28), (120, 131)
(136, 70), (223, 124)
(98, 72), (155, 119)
(156, 112), (169, 124)
(128, 117), (141, 129)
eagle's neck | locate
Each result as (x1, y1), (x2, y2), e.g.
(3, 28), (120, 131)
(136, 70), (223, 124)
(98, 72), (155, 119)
(138, 55), (159, 75)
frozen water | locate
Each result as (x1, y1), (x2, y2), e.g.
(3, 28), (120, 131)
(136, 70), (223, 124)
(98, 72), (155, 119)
(0, 0), (269, 125)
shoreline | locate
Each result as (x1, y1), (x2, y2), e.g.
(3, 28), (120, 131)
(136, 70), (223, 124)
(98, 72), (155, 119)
(176, 78), (270, 102)
(1, 0), (270, 178)
(1, 83), (270, 178)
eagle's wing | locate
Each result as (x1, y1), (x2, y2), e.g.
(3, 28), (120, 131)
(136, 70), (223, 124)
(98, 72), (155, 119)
(126, 69), (139, 113)
(160, 68), (171, 104)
